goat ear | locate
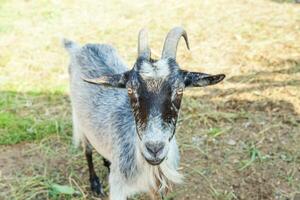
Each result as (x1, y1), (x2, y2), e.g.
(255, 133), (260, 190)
(82, 72), (129, 88)
(180, 70), (225, 87)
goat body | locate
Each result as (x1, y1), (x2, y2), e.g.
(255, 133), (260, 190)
(65, 42), (181, 199)
(64, 27), (225, 200)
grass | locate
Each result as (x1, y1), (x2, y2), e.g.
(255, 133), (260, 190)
(0, 0), (300, 199)
(239, 142), (265, 170)
(0, 91), (71, 144)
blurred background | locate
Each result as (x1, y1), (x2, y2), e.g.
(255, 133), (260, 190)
(0, 0), (300, 199)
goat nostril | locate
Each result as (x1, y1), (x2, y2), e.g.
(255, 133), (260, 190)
(146, 145), (155, 156)
(156, 143), (164, 154)
(145, 142), (164, 157)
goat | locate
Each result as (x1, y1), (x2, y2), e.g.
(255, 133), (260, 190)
(63, 27), (225, 200)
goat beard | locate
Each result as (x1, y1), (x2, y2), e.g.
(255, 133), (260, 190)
(150, 165), (173, 198)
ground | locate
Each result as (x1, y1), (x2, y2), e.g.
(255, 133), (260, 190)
(0, 0), (300, 199)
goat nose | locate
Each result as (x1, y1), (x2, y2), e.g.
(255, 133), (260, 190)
(145, 142), (164, 157)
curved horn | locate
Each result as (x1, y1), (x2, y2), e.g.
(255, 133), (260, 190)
(138, 28), (151, 60)
(161, 27), (190, 59)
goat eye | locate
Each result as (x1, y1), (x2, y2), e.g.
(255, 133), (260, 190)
(167, 116), (173, 124)
(127, 87), (133, 94)
(176, 88), (183, 95)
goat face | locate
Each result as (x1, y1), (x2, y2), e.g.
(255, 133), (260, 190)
(83, 27), (225, 165)
(126, 58), (184, 165)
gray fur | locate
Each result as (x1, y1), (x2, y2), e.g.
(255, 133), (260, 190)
(64, 40), (182, 199)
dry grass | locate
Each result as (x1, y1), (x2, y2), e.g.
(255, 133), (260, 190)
(0, 0), (300, 199)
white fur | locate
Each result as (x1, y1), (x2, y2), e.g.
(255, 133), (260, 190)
(140, 60), (170, 79)
(71, 109), (82, 147)
(109, 138), (182, 199)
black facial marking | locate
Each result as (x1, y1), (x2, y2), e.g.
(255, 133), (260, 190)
(127, 58), (184, 140)
(127, 74), (149, 134)
(160, 83), (182, 126)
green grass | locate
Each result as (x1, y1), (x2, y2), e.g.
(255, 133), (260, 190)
(0, 91), (71, 144)
(239, 143), (266, 170)
(0, 112), (70, 144)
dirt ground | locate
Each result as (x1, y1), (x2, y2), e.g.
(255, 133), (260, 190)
(1, 89), (300, 200)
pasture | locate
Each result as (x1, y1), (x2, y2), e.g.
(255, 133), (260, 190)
(0, 0), (300, 199)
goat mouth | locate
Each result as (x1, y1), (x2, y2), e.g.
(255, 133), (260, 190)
(144, 157), (165, 166)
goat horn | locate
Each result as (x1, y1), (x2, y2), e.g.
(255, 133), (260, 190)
(138, 28), (151, 60)
(161, 27), (190, 59)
